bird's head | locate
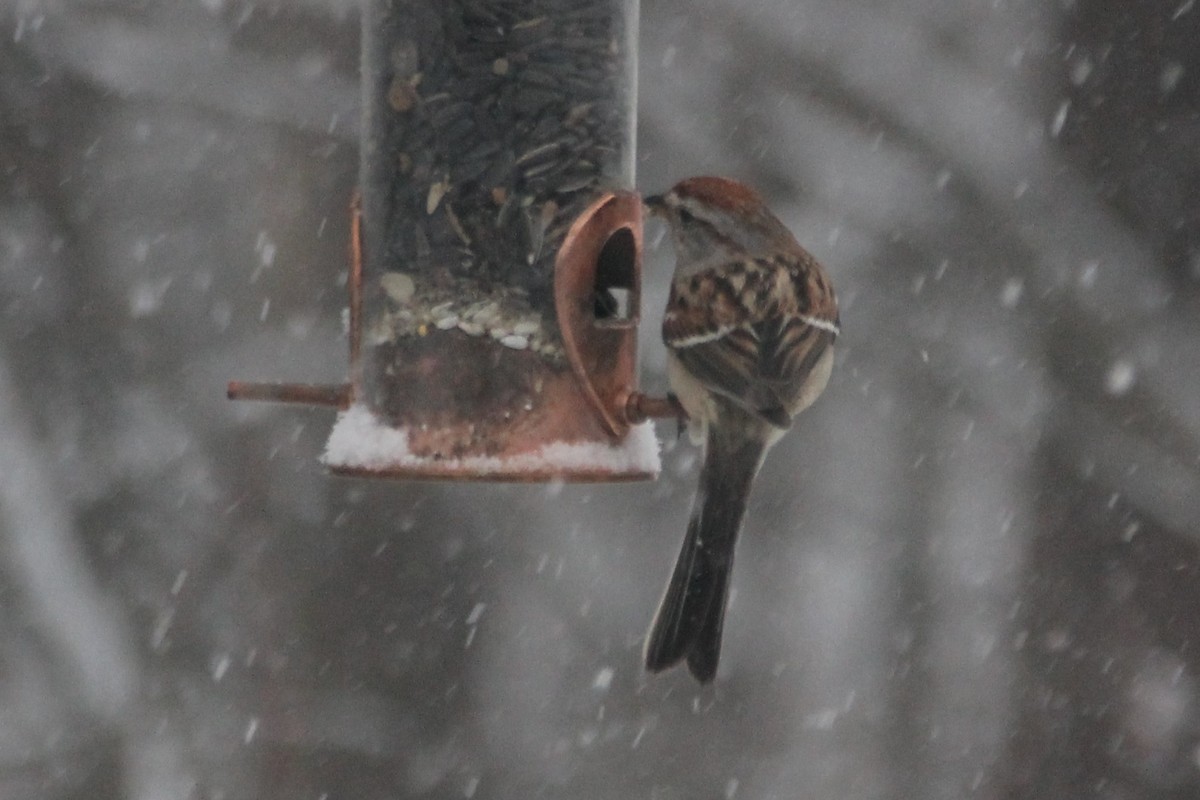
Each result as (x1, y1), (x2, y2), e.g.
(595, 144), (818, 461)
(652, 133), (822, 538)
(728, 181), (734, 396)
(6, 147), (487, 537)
(644, 177), (796, 269)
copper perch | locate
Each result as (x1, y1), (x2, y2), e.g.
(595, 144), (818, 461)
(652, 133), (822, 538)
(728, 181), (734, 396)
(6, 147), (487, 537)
(225, 381), (682, 423)
(226, 381), (352, 408)
(625, 392), (685, 424)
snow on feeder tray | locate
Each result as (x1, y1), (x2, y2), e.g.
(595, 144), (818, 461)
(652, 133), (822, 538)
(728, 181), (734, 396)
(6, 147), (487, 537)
(227, 0), (678, 481)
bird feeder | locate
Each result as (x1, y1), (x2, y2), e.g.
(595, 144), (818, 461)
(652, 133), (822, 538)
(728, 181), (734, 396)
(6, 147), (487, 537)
(229, 0), (675, 481)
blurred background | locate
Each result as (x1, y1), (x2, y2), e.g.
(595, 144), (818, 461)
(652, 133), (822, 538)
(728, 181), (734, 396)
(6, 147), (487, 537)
(2, 0), (1199, 797)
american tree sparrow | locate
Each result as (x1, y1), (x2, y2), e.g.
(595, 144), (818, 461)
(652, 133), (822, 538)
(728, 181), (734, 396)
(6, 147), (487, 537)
(642, 177), (840, 683)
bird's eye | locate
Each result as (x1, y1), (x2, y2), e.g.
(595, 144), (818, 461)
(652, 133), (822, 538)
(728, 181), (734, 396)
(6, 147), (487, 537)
(677, 207), (697, 225)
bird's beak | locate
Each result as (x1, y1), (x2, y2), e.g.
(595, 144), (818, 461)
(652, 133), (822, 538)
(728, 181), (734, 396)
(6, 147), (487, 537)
(642, 194), (666, 215)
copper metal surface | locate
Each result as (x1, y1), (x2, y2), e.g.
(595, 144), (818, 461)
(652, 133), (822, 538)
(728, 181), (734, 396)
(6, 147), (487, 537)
(624, 392), (685, 425)
(554, 192), (642, 438)
(347, 190), (363, 397)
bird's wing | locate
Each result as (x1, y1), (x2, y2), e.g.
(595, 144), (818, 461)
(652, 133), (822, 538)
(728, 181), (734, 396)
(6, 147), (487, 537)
(662, 252), (839, 426)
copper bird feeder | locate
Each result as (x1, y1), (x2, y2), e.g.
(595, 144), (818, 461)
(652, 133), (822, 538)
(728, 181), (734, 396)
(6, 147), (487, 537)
(229, 0), (677, 481)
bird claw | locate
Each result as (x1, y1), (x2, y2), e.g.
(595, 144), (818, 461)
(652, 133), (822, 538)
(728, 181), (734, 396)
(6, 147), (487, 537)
(668, 393), (688, 440)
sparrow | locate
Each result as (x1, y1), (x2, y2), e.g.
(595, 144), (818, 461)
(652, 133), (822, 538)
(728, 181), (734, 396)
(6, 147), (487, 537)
(642, 176), (840, 683)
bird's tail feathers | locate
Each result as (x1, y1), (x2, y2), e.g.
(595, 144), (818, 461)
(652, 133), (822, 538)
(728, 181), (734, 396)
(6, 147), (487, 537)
(644, 409), (770, 682)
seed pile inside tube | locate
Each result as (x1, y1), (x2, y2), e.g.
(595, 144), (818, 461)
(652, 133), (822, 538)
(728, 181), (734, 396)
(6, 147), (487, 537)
(371, 270), (564, 360)
(368, 0), (633, 346)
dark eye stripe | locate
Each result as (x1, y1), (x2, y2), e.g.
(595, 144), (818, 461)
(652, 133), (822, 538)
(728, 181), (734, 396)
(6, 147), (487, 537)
(675, 206), (742, 251)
